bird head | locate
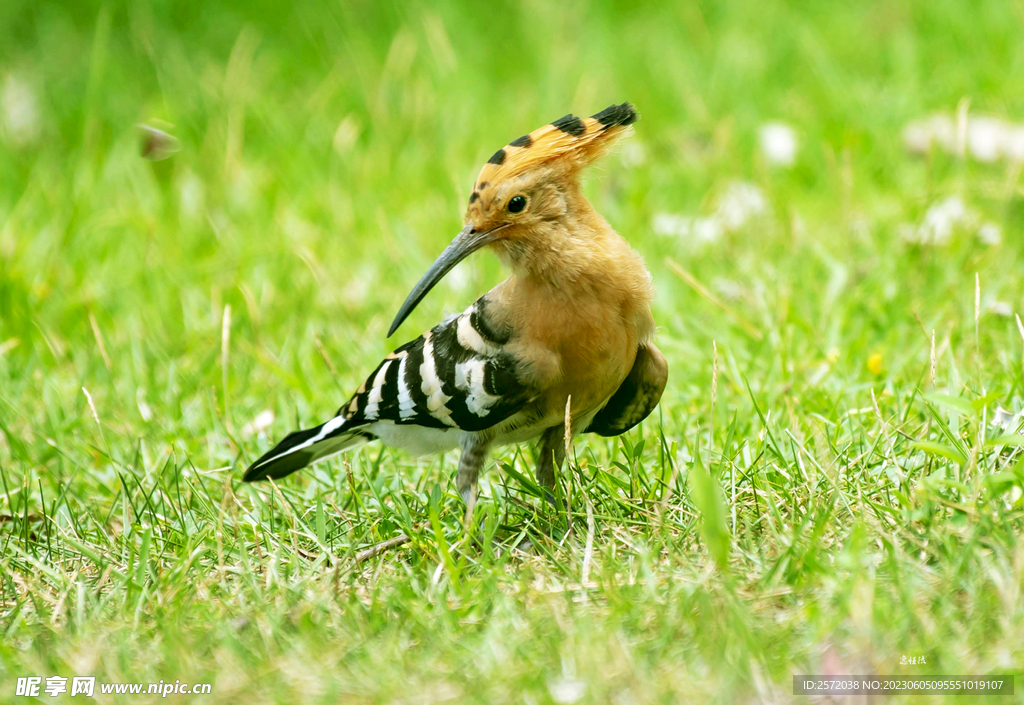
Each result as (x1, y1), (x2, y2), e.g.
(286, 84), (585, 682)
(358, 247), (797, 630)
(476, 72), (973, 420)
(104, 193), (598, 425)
(388, 103), (638, 336)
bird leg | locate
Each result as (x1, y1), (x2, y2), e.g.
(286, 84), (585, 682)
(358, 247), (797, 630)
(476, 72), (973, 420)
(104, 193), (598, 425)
(457, 439), (490, 518)
(535, 425), (567, 495)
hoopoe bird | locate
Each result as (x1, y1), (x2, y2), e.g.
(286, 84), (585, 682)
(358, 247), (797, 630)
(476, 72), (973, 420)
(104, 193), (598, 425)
(243, 102), (668, 509)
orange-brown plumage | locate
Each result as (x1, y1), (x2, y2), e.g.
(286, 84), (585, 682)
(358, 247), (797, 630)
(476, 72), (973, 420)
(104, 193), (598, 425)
(244, 102), (666, 513)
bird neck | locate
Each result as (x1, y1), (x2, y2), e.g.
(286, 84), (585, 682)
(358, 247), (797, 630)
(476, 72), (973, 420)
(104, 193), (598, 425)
(504, 194), (645, 293)
(490, 190), (655, 344)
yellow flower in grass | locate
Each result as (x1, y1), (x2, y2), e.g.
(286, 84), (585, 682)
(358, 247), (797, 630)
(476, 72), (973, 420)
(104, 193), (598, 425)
(867, 352), (884, 376)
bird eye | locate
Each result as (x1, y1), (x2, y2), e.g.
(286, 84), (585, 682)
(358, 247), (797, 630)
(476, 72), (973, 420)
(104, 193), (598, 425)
(507, 195), (527, 213)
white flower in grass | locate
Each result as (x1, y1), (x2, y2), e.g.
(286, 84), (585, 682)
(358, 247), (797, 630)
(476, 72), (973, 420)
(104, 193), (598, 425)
(922, 196), (971, 244)
(1004, 125), (1024, 162)
(992, 406), (1023, 434)
(904, 197), (1002, 247)
(977, 222), (1002, 246)
(715, 181), (767, 230)
(987, 300), (1013, 317)
(759, 122), (798, 167)
(904, 112), (1024, 162)
(652, 213), (725, 244)
(1010, 485), (1024, 509)
(652, 213), (690, 238)
(1, 73), (41, 146)
(904, 196), (975, 246)
(967, 117), (1006, 162)
(692, 216), (724, 243)
(902, 114), (956, 155)
(652, 181), (766, 247)
(242, 410), (275, 437)
(618, 139), (646, 167)
(548, 678), (586, 704)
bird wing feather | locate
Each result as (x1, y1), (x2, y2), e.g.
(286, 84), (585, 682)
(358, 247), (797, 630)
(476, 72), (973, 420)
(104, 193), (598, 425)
(340, 294), (534, 434)
(243, 295), (534, 482)
(585, 343), (668, 437)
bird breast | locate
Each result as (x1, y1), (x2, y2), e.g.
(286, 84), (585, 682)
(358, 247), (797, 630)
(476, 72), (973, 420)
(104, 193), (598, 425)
(494, 272), (655, 426)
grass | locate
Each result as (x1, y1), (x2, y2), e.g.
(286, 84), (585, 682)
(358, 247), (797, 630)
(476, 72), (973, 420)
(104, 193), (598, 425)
(2, 0), (1024, 702)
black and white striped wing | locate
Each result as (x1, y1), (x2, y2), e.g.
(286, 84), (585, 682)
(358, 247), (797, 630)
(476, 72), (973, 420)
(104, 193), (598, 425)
(341, 295), (533, 433)
(244, 295), (532, 482)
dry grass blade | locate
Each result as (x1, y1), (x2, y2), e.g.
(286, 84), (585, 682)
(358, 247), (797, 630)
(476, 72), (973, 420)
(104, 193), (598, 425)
(355, 534), (412, 564)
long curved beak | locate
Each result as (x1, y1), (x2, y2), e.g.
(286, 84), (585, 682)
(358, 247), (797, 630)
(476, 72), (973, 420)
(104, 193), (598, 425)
(388, 223), (503, 337)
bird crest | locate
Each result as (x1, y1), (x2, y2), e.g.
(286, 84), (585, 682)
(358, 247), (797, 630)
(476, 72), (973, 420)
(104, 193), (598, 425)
(468, 102), (638, 205)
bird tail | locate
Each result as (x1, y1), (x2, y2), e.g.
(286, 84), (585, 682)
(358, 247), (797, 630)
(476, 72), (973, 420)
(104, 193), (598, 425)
(242, 416), (370, 482)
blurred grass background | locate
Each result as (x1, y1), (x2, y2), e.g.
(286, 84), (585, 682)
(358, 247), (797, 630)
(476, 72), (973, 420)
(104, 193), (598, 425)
(2, 0), (1024, 702)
